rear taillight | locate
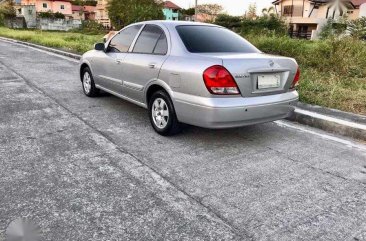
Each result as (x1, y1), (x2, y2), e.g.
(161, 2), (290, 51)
(203, 65), (240, 95)
(291, 67), (300, 89)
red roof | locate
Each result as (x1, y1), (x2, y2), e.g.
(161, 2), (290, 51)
(351, 0), (366, 6)
(164, 1), (181, 10)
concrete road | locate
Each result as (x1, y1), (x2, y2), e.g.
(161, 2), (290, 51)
(0, 39), (366, 241)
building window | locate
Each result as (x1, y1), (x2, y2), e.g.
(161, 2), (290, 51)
(43, 3), (47, 8)
(283, 6), (293, 16)
(60, 5), (65, 10)
(283, 5), (303, 17)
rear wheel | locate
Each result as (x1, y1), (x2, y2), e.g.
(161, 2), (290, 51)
(81, 67), (99, 97)
(149, 91), (182, 136)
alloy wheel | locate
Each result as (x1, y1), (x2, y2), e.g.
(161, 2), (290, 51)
(152, 98), (169, 129)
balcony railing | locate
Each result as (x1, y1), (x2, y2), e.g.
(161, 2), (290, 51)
(289, 30), (312, 40)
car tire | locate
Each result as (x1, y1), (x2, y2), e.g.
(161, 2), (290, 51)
(81, 67), (99, 97)
(149, 90), (182, 136)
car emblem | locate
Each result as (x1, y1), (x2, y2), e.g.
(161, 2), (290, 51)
(269, 60), (275, 67)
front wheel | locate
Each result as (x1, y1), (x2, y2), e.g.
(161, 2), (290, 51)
(149, 91), (182, 136)
(81, 67), (99, 97)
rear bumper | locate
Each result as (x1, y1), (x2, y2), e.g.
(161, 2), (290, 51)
(173, 91), (299, 129)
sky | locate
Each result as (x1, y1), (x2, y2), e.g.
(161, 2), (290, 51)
(172, 0), (274, 16)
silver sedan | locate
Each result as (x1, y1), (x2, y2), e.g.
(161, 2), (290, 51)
(79, 21), (300, 136)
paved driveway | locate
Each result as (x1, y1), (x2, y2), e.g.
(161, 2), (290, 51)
(0, 39), (366, 241)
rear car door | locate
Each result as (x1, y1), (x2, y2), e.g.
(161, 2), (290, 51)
(121, 24), (169, 103)
(96, 24), (142, 94)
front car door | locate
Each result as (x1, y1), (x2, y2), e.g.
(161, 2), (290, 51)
(121, 24), (169, 103)
(95, 24), (143, 94)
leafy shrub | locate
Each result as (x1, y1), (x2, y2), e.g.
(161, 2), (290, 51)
(38, 11), (53, 19)
(71, 0), (97, 6)
(38, 11), (65, 19)
(74, 20), (107, 34)
(241, 15), (288, 36)
(214, 14), (242, 30)
(54, 12), (65, 19)
(319, 18), (347, 39)
(348, 17), (366, 40)
(0, 14), (4, 26)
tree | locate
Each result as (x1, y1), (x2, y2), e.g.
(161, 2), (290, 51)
(197, 4), (223, 22)
(245, 3), (257, 20)
(181, 8), (195, 16)
(262, 6), (275, 17)
(107, 0), (164, 29)
(0, 0), (16, 18)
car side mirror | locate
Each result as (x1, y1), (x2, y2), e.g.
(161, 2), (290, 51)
(94, 43), (105, 51)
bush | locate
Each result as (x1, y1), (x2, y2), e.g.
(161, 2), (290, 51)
(319, 18), (347, 39)
(348, 17), (366, 40)
(38, 11), (53, 19)
(38, 11), (65, 19)
(74, 20), (106, 34)
(54, 12), (65, 19)
(214, 14), (242, 30)
(0, 14), (4, 26)
(241, 15), (288, 36)
(71, 0), (97, 6)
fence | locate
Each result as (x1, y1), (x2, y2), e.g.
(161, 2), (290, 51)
(37, 18), (82, 31)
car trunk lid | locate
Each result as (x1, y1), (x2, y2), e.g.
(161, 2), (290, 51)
(222, 53), (298, 97)
(193, 53), (298, 97)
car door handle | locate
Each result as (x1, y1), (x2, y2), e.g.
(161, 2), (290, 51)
(148, 63), (156, 69)
(116, 59), (123, 64)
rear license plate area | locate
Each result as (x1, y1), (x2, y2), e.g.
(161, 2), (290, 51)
(257, 75), (281, 89)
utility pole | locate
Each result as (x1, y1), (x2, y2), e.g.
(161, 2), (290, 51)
(194, 0), (198, 21)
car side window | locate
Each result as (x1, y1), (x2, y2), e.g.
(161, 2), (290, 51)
(108, 25), (142, 53)
(153, 34), (168, 55)
(133, 25), (167, 55)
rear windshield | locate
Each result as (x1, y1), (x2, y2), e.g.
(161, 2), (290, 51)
(176, 25), (260, 53)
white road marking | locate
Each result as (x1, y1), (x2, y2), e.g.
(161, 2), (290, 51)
(275, 120), (366, 152)
(295, 108), (366, 131)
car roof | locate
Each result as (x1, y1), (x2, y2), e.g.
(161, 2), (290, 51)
(132, 20), (218, 28)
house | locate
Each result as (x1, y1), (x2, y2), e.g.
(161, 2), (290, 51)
(71, 5), (96, 21)
(273, 0), (366, 39)
(95, 0), (110, 27)
(163, 1), (181, 21)
(15, 4), (37, 28)
(20, 0), (72, 17)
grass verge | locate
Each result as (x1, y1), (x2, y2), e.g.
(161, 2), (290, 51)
(0, 27), (103, 54)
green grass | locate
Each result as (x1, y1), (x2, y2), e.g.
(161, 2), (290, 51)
(0, 27), (365, 115)
(0, 27), (104, 53)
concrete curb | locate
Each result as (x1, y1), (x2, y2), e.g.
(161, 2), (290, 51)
(1, 37), (365, 141)
(288, 104), (366, 141)
(0, 36), (82, 60)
